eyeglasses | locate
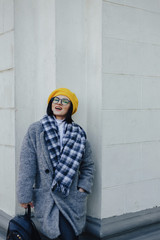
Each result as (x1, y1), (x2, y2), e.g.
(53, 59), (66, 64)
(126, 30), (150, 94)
(52, 97), (70, 106)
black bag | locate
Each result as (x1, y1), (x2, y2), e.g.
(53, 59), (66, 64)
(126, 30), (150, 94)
(6, 205), (41, 240)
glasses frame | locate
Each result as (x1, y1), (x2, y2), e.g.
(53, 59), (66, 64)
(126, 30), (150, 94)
(52, 97), (71, 106)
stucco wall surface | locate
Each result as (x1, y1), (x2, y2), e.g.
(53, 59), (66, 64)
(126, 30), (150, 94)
(1, 0), (160, 224)
(102, 0), (160, 218)
(0, 0), (15, 216)
(14, 0), (56, 214)
(55, 0), (102, 218)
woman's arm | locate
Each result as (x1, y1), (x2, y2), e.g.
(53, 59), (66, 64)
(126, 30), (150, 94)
(17, 126), (37, 206)
(78, 140), (95, 193)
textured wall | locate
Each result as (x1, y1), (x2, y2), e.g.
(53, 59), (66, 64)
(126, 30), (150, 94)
(14, 0), (56, 213)
(0, 0), (15, 216)
(102, 0), (160, 218)
(55, 0), (102, 218)
(2, 0), (160, 223)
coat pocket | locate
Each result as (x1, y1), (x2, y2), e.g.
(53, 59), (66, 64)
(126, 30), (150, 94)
(32, 188), (47, 219)
(75, 190), (88, 218)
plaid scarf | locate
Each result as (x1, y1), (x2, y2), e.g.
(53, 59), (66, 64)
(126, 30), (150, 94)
(41, 115), (86, 196)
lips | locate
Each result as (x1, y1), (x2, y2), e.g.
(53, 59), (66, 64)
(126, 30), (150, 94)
(55, 106), (62, 110)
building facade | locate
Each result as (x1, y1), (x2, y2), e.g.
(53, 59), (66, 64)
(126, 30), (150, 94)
(1, 0), (160, 238)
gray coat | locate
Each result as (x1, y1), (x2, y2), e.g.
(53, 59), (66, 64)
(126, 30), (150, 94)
(17, 121), (94, 239)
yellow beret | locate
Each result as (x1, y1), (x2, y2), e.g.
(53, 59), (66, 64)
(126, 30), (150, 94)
(48, 88), (78, 115)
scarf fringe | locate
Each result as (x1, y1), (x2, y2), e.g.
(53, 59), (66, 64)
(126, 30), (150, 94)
(52, 180), (69, 196)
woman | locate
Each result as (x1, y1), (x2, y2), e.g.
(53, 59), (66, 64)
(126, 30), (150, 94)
(17, 88), (94, 240)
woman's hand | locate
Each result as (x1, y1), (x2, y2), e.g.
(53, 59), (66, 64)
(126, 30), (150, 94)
(78, 187), (85, 193)
(20, 202), (34, 209)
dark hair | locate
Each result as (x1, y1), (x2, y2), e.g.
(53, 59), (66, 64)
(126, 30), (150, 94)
(46, 98), (73, 124)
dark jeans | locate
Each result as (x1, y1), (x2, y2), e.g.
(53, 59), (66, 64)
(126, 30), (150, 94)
(40, 212), (79, 240)
(59, 211), (79, 240)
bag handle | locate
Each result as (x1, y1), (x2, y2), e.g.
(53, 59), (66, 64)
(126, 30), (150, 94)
(24, 205), (42, 240)
(25, 204), (31, 218)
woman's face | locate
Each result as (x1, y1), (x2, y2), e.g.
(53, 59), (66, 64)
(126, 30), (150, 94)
(52, 95), (71, 120)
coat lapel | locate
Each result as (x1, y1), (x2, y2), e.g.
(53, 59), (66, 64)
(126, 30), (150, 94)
(40, 131), (54, 174)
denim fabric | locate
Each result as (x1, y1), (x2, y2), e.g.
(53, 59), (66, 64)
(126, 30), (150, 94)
(59, 211), (78, 240)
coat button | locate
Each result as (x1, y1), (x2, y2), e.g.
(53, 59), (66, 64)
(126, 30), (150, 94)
(45, 169), (50, 174)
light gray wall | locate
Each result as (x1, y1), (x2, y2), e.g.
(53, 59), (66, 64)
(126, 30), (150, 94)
(55, 0), (87, 128)
(0, 0), (15, 216)
(85, 0), (102, 219)
(1, 0), (160, 224)
(102, 0), (160, 218)
(14, 0), (101, 219)
(55, 0), (102, 218)
(14, 0), (56, 213)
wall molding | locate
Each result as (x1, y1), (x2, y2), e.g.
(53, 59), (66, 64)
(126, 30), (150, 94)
(85, 207), (160, 239)
(0, 210), (11, 236)
(1, 207), (160, 239)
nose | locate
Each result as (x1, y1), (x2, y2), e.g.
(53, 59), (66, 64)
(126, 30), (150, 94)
(57, 99), (62, 105)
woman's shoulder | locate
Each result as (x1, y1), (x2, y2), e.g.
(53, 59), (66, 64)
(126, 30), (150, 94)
(27, 120), (43, 135)
(85, 140), (92, 153)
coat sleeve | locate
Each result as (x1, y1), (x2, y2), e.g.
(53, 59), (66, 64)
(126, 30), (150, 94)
(17, 126), (37, 204)
(77, 140), (95, 193)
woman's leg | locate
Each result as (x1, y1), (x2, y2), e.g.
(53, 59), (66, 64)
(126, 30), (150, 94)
(59, 211), (78, 240)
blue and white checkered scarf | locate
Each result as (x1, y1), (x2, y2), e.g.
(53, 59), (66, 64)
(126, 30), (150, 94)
(41, 115), (86, 196)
